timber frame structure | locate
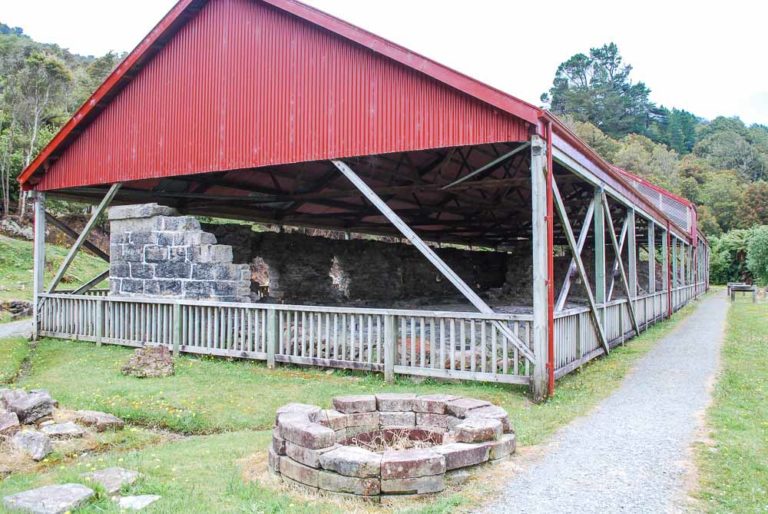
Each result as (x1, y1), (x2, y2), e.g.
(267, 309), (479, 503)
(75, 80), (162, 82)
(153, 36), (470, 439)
(19, 0), (708, 400)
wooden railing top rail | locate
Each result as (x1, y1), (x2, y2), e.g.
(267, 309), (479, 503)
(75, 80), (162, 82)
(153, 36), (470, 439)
(37, 293), (533, 322)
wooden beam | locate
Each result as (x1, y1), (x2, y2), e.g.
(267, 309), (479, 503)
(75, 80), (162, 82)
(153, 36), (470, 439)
(601, 193), (640, 336)
(648, 222), (656, 293)
(594, 188), (606, 325)
(332, 159), (535, 363)
(555, 197), (595, 311)
(48, 183), (121, 293)
(72, 270), (109, 295)
(606, 216), (630, 300)
(530, 136), (548, 400)
(441, 143), (530, 190)
(45, 212), (109, 262)
(553, 182), (609, 353)
(627, 209), (638, 313)
(33, 192), (46, 341)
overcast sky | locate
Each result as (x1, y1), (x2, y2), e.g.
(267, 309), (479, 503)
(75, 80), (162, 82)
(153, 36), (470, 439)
(3, 0), (767, 125)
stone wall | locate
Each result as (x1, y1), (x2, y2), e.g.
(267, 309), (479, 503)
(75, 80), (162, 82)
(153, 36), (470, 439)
(109, 204), (251, 302)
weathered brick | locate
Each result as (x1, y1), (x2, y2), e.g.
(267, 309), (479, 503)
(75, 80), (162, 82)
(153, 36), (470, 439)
(268, 448), (280, 474)
(381, 449), (445, 479)
(275, 403), (322, 424)
(379, 411), (415, 428)
(144, 245), (169, 263)
(285, 441), (337, 468)
(129, 263), (154, 279)
(482, 433), (516, 460)
(272, 433), (286, 455)
(312, 409), (348, 430)
(376, 393), (415, 412)
(466, 405), (513, 433)
(129, 231), (157, 245)
(144, 280), (182, 296)
(413, 394), (460, 414)
(415, 413), (455, 430)
(445, 398), (491, 418)
(155, 262), (191, 279)
(156, 231), (184, 246)
(121, 244), (143, 262)
(110, 262), (129, 278)
(346, 411), (379, 428)
(161, 216), (200, 231)
(211, 282), (237, 298)
(168, 246), (187, 262)
(381, 475), (445, 495)
(319, 471), (380, 496)
(109, 203), (178, 220)
(279, 456), (319, 487)
(279, 419), (335, 450)
(319, 446), (382, 478)
(120, 279), (144, 294)
(333, 395), (377, 413)
(183, 281), (212, 298)
(454, 418), (502, 443)
(433, 443), (490, 470)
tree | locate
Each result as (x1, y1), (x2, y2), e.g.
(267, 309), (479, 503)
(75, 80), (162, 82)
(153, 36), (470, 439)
(541, 43), (655, 139)
(736, 182), (768, 228)
(747, 226), (768, 285)
(698, 170), (745, 233)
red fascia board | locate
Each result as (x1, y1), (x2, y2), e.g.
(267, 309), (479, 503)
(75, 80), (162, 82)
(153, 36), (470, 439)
(260, 0), (541, 126)
(18, 0), (202, 188)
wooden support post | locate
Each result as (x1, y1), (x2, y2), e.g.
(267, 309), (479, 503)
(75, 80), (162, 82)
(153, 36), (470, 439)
(530, 135), (549, 401)
(672, 238), (678, 289)
(331, 159), (535, 363)
(96, 299), (105, 347)
(267, 309), (277, 369)
(48, 183), (121, 293)
(648, 222), (656, 294)
(384, 315), (395, 383)
(32, 192), (46, 341)
(606, 216), (630, 300)
(172, 303), (182, 357)
(661, 226), (669, 314)
(627, 209), (638, 316)
(593, 189), (606, 325)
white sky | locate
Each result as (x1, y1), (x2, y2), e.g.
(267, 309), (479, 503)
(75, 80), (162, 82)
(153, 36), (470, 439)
(3, 0), (767, 125)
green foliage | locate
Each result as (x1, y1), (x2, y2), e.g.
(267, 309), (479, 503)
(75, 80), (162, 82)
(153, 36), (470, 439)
(746, 226), (768, 285)
(0, 26), (122, 216)
(0, 336), (28, 383)
(542, 43), (655, 139)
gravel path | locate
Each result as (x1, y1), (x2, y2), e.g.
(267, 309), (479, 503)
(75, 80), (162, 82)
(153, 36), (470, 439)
(0, 319), (33, 339)
(481, 293), (726, 514)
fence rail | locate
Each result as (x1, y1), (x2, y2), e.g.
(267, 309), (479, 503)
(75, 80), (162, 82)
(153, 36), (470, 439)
(38, 294), (534, 385)
(38, 284), (704, 387)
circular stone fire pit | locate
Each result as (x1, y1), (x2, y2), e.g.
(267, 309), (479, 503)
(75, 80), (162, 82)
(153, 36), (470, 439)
(268, 394), (515, 497)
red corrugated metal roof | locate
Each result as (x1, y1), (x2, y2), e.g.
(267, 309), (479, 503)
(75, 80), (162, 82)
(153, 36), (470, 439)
(19, 0), (537, 190)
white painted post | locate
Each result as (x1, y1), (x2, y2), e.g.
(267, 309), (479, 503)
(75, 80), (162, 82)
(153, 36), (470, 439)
(627, 209), (638, 316)
(384, 315), (395, 383)
(530, 135), (548, 402)
(267, 308), (277, 369)
(593, 189), (606, 325)
(32, 192), (46, 341)
(172, 303), (182, 357)
(96, 299), (105, 347)
(648, 222), (655, 294)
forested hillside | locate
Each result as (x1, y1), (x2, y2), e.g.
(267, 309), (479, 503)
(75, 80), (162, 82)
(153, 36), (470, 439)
(542, 43), (768, 284)
(0, 23), (120, 218)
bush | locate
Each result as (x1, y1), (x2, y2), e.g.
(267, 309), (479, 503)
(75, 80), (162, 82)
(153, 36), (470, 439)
(746, 226), (768, 285)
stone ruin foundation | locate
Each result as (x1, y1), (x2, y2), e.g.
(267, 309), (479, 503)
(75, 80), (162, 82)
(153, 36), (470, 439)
(269, 394), (515, 498)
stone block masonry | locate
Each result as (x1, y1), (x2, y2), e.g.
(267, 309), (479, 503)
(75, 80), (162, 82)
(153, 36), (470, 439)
(108, 204), (251, 302)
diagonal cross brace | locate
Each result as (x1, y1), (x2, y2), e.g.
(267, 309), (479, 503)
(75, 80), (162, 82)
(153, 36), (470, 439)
(440, 143), (530, 190)
(607, 215), (630, 300)
(332, 159), (536, 364)
(555, 198), (595, 311)
(47, 183), (121, 293)
(552, 181), (609, 354)
(601, 192), (640, 336)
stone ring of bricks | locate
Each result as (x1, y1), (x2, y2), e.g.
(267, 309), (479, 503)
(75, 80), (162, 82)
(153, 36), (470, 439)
(268, 393), (515, 497)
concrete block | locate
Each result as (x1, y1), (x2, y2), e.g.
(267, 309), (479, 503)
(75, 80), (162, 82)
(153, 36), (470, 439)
(312, 409), (348, 430)
(333, 395), (377, 413)
(129, 231), (157, 245)
(413, 394), (461, 414)
(279, 456), (319, 487)
(346, 412), (379, 428)
(466, 405), (513, 433)
(129, 263), (154, 279)
(120, 279), (144, 294)
(433, 443), (490, 470)
(379, 411), (415, 428)
(454, 418), (502, 443)
(279, 419), (336, 450)
(445, 398), (491, 418)
(285, 441), (337, 468)
(144, 245), (169, 263)
(319, 471), (380, 496)
(168, 246), (187, 262)
(482, 433), (516, 460)
(319, 446), (382, 478)
(154, 262), (191, 279)
(381, 475), (445, 495)
(381, 449), (445, 479)
(108, 203), (178, 220)
(110, 262), (129, 279)
(160, 216), (200, 231)
(376, 393), (415, 412)
(144, 280), (182, 296)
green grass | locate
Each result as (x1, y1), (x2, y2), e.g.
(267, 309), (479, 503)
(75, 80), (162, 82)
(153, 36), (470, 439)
(0, 336), (29, 383)
(696, 299), (768, 513)
(0, 234), (107, 302)
(0, 298), (701, 513)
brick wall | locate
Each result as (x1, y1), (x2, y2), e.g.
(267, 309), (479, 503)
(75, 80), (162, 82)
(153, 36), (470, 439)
(108, 204), (251, 302)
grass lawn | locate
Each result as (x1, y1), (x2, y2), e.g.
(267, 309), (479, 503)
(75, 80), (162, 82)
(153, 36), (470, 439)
(0, 298), (702, 513)
(0, 336), (29, 384)
(695, 298), (768, 513)
(0, 234), (107, 302)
